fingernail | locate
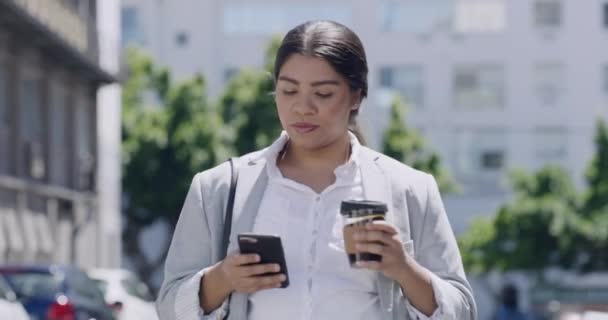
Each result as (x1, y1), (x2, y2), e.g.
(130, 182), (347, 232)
(255, 255), (261, 262)
(280, 275), (287, 281)
(274, 265), (280, 272)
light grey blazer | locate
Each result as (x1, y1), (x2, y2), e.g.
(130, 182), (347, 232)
(157, 146), (477, 320)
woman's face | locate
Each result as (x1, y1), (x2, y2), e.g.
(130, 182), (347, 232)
(275, 54), (360, 151)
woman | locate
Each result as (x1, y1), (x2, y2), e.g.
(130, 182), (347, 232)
(157, 20), (477, 320)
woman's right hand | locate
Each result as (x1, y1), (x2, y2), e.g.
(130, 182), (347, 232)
(218, 253), (287, 294)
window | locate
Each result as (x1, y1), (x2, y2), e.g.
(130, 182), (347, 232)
(453, 65), (504, 109)
(67, 270), (105, 302)
(603, 64), (608, 95)
(534, 63), (564, 106)
(454, 0), (506, 33)
(121, 6), (143, 46)
(453, 128), (507, 178)
(75, 96), (93, 190)
(0, 66), (8, 174)
(224, 67), (239, 83)
(49, 84), (69, 187)
(20, 77), (45, 179)
(0, 66), (7, 127)
(378, 66), (425, 108)
(20, 79), (42, 143)
(223, 3), (351, 35)
(534, 127), (568, 165)
(604, 3), (608, 28)
(379, 0), (452, 33)
(2, 272), (62, 299)
(534, 0), (562, 28)
(481, 151), (504, 170)
(175, 32), (189, 47)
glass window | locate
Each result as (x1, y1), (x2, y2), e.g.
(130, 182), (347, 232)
(3, 272), (63, 298)
(534, 127), (568, 164)
(224, 67), (239, 83)
(175, 32), (189, 47)
(603, 64), (608, 95)
(75, 96), (93, 190)
(0, 66), (8, 175)
(453, 65), (504, 109)
(66, 270), (105, 302)
(454, 0), (506, 33)
(91, 279), (108, 297)
(453, 128), (507, 177)
(121, 6), (143, 46)
(49, 84), (69, 187)
(20, 78), (42, 143)
(534, 0), (562, 28)
(223, 3), (351, 35)
(379, 0), (453, 33)
(378, 66), (425, 108)
(534, 63), (564, 106)
(0, 66), (6, 127)
(604, 3), (608, 28)
(0, 276), (16, 301)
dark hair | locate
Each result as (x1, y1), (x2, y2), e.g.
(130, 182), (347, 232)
(273, 20), (368, 144)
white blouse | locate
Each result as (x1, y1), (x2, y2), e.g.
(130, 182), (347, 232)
(247, 132), (431, 320)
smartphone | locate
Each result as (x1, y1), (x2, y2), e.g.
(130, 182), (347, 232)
(237, 233), (290, 288)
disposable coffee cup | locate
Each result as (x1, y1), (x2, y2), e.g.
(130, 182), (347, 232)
(340, 200), (388, 267)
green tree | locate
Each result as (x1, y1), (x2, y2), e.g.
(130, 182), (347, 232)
(578, 119), (608, 271)
(459, 166), (581, 274)
(218, 36), (283, 155)
(121, 49), (227, 287)
(381, 96), (457, 193)
(459, 120), (608, 276)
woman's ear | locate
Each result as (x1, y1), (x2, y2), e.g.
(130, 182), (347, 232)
(350, 89), (362, 111)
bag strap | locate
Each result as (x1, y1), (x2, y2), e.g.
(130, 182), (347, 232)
(221, 158), (239, 257)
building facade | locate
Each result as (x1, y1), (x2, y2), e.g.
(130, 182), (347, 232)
(120, 0), (608, 234)
(0, 0), (121, 269)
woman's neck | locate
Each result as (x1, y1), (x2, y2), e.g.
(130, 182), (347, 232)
(280, 134), (351, 171)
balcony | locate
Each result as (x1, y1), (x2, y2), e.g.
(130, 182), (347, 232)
(0, 0), (115, 84)
(11, 0), (88, 54)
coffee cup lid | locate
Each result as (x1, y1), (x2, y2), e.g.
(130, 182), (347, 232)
(340, 200), (388, 216)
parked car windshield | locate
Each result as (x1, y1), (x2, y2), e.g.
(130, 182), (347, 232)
(66, 270), (105, 302)
(3, 272), (62, 298)
(91, 278), (109, 297)
(0, 276), (16, 301)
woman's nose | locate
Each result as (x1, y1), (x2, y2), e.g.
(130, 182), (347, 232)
(292, 94), (316, 115)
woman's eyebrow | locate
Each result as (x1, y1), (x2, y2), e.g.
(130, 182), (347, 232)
(278, 76), (340, 87)
(311, 80), (340, 87)
(278, 76), (299, 84)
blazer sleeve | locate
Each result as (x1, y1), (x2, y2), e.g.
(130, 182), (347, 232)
(156, 173), (228, 320)
(411, 174), (478, 320)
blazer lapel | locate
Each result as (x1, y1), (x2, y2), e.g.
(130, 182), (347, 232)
(227, 156), (268, 320)
(359, 149), (397, 315)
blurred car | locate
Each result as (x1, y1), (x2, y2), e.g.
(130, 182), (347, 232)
(0, 275), (29, 320)
(88, 268), (158, 320)
(0, 265), (116, 320)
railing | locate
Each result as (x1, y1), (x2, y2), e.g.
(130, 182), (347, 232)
(9, 0), (89, 54)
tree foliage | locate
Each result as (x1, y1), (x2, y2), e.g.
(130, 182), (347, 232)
(381, 96), (458, 193)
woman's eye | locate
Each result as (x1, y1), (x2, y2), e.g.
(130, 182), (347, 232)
(316, 92), (333, 99)
(282, 90), (297, 95)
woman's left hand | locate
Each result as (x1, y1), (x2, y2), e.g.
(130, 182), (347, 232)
(353, 221), (411, 282)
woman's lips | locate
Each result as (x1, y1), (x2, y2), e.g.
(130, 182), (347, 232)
(291, 122), (319, 134)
